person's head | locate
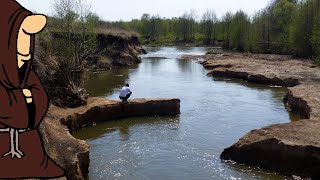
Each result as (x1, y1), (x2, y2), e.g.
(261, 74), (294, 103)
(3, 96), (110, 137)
(125, 83), (129, 87)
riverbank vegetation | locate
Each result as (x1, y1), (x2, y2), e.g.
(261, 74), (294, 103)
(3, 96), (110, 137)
(34, 0), (319, 107)
(34, 0), (144, 108)
(107, 0), (320, 62)
(35, 0), (99, 108)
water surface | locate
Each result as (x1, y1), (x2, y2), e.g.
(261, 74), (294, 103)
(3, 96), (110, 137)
(75, 47), (297, 180)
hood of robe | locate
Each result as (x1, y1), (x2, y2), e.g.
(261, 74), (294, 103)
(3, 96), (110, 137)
(0, 0), (48, 130)
(0, 0), (34, 89)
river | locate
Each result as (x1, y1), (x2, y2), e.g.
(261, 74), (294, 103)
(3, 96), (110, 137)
(74, 47), (298, 180)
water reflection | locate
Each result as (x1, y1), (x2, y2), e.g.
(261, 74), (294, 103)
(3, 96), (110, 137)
(142, 46), (209, 59)
(74, 116), (180, 141)
(212, 77), (299, 121)
(175, 58), (194, 72)
(84, 64), (138, 97)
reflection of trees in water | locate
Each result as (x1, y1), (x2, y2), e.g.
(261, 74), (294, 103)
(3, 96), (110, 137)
(145, 46), (162, 53)
(84, 65), (138, 97)
(213, 77), (300, 121)
(73, 116), (180, 141)
(175, 46), (210, 54)
(143, 57), (164, 68)
(175, 46), (192, 51)
(176, 58), (193, 72)
(213, 77), (286, 94)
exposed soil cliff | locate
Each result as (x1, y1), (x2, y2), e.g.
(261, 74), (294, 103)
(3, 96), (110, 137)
(85, 34), (146, 71)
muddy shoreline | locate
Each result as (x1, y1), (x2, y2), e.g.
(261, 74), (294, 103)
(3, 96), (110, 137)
(183, 53), (320, 178)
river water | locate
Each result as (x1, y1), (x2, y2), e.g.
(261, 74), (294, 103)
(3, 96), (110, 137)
(75, 47), (298, 180)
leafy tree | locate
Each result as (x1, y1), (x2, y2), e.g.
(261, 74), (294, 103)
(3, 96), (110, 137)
(230, 11), (250, 51)
(101, 0), (320, 63)
(269, 0), (297, 53)
(175, 10), (197, 42)
(291, 0), (314, 57)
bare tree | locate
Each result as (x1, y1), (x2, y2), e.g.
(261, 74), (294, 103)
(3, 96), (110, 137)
(75, 0), (96, 61)
(188, 9), (197, 40)
(75, 0), (92, 34)
(222, 12), (232, 49)
(43, 0), (98, 107)
(52, 0), (77, 47)
(201, 9), (217, 44)
(178, 9), (197, 42)
(52, 0), (96, 61)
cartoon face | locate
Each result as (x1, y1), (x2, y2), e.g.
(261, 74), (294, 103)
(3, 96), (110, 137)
(17, 15), (47, 68)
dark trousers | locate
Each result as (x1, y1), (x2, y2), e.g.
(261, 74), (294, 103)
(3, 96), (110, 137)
(119, 92), (132, 101)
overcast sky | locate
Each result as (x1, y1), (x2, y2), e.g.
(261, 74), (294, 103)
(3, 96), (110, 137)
(16, 0), (271, 21)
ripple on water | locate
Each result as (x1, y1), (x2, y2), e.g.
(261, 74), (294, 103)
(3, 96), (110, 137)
(77, 47), (298, 180)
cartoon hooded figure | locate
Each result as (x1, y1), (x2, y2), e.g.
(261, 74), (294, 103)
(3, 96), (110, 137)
(0, 0), (65, 178)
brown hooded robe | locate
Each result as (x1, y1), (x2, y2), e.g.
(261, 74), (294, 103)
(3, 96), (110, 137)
(0, 0), (65, 178)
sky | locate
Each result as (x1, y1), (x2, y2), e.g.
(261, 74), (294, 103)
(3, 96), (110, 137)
(16, 0), (271, 21)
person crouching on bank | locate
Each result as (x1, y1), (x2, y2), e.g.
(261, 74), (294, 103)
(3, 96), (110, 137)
(119, 84), (132, 102)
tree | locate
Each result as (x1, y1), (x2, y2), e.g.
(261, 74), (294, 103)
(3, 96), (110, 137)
(176, 10), (197, 42)
(86, 13), (100, 29)
(270, 0), (297, 53)
(291, 0), (314, 57)
(98, 1), (320, 63)
(141, 13), (151, 37)
(47, 0), (100, 107)
(75, 0), (92, 34)
(248, 7), (275, 54)
(201, 10), (217, 45)
(221, 12), (233, 49)
(230, 11), (250, 51)
(52, 0), (77, 47)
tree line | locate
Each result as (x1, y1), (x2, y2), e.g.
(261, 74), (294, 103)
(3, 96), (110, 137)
(106, 0), (320, 62)
(35, 0), (319, 107)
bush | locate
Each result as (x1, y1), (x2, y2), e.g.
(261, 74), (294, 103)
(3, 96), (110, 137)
(34, 32), (88, 108)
